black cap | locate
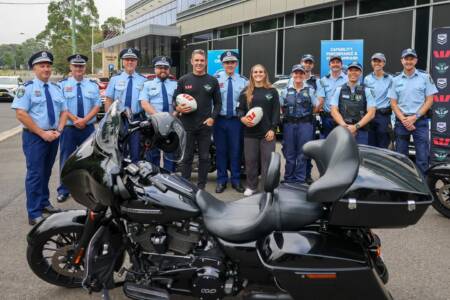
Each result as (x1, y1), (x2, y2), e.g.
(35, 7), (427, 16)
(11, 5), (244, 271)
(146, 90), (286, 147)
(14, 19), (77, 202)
(152, 56), (172, 67)
(291, 64), (305, 73)
(220, 50), (239, 62)
(347, 61), (363, 72)
(28, 51), (53, 69)
(329, 54), (342, 62)
(120, 48), (140, 60)
(401, 48), (417, 58)
(67, 54), (88, 65)
(301, 54), (315, 63)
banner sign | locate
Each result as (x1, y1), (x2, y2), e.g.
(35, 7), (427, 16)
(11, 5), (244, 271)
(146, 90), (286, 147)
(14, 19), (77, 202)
(207, 49), (239, 76)
(320, 40), (364, 77)
(431, 28), (450, 165)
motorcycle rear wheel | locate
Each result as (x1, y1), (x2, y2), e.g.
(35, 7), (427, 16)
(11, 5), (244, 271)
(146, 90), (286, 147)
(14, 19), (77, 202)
(26, 226), (85, 288)
(428, 176), (450, 218)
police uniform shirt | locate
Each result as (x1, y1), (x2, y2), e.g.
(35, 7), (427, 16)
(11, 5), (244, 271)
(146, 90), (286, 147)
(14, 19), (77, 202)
(11, 78), (67, 130)
(387, 69), (438, 115)
(317, 72), (348, 112)
(364, 72), (393, 109)
(282, 82), (319, 108)
(215, 70), (248, 116)
(105, 71), (147, 113)
(330, 84), (376, 109)
(139, 77), (177, 113)
(59, 77), (101, 125)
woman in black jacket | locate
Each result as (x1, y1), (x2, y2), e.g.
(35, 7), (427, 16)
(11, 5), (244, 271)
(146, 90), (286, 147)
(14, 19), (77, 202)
(237, 64), (280, 196)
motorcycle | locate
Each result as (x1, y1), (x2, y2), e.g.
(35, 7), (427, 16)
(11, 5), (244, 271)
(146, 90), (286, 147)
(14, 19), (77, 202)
(26, 101), (433, 300)
(427, 164), (450, 218)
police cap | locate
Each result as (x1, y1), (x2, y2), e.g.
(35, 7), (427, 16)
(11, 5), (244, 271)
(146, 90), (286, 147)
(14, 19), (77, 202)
(301, 54), (315, 63)
(120, 48), (140, 60)
(347, 61), (363, 72)
(67, 53), (88, 65)
(371, 52), (386, 62)
(220, 50), (239, 62)
(152, 56), (172, 67)
(329, 54), (342, 62)
(401, 48), (417, 58)
(28, 51), (53, 69)
(291, 64), (306, 73)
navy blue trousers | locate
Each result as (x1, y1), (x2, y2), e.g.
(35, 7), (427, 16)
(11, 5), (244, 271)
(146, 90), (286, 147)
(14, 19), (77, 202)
(321, 115), (336, 138)
(282, 122), (314, 183)
(22, 130), (59, 219)
(354, 129), (369, 145)
(395, 118), (429, 175)
(368, 112), (391, 148)
(57, 124), (95, 196)
(146, 149), (175, 172)
(213, 117), (243, 185)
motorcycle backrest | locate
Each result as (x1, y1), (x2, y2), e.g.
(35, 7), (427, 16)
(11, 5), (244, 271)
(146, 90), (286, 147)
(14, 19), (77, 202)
(303, 126), (360, 203)
(265, 152), (281, 193)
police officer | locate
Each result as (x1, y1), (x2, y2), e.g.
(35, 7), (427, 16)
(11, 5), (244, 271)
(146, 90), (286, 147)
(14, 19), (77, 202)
(388, 48), (438, 175)
(56, 54), (101, 203)
(140, 56), (177, 172)
(281, 64), (320, 183)
(364, 53), (393, 148)
(330, 62), (376, 144)
(317, 55), (348, 138)
(105, 48), (147, 162)
(11, 51), (66, 225)
(214, 51), (248, 193)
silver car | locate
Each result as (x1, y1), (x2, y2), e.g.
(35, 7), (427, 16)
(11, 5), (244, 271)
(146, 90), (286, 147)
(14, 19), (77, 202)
(0, 76), (22, 102)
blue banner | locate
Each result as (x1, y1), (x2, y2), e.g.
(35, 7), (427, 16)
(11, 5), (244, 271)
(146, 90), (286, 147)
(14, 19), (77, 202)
(207, 49), (240, 76)
(320, 40), (364, 77)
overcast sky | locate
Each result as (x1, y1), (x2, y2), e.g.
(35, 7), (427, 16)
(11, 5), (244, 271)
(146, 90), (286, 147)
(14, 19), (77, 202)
(0, 0), (124, 44)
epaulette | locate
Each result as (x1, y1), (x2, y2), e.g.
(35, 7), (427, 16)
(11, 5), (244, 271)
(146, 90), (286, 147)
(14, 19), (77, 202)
(89, 79), (99, 86)
(394, 72), (402, 77)
(214, 73), (220, 78)
(58, 78), (68, 83)
(384, 72), (392, 77)
(417, 69), (428, 74)
(111, 72), (121, 77)
(50, 82), (61, 89)
(24, 80), (33, 87)
(326, 74), (331, 78)
(239, 74), (248, 81)
(137, 72), (147, 79)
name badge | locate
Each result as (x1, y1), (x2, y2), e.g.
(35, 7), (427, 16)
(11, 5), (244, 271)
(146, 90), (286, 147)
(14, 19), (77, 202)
(342, 95), (350, 99)
(34, 90), (42, 97)
(64, 86), (73, 92)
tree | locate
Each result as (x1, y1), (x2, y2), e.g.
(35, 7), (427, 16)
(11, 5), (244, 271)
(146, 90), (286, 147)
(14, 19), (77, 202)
(101, 17), (124, 39)
(37, 0), (103, 74)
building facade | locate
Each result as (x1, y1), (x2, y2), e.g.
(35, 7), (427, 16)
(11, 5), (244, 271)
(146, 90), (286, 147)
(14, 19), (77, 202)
(94, 0), (450, 80)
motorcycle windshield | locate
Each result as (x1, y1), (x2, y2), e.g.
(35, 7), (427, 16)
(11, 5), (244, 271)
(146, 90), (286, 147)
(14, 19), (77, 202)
(95, 100), (124, 164)
(149, 112), (186, 163)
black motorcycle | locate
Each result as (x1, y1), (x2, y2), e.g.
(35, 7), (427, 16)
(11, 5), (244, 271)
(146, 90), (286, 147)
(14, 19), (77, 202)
(26, 101), (433, 300)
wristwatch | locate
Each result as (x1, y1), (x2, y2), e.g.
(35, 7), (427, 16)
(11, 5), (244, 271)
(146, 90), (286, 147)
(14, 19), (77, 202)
(56, 128), (63, 133)
(355, 123), (361, 130)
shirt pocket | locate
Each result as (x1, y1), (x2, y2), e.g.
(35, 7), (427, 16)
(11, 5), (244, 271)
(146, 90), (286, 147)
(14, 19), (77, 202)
(30, 95), (46, 113)
(114, 86), (126, 99)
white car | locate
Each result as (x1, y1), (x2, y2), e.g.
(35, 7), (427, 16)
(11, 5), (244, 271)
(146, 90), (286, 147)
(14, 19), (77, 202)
(0, 76), (22, 102)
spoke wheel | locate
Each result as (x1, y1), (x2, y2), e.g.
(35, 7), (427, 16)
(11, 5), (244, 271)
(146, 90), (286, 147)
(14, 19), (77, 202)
(428, 176), (450, 218)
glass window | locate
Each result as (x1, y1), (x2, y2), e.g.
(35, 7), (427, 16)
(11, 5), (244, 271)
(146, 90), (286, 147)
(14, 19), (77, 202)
(344, 0), (357, 16)
(219, 27), (238, 38)
(251, 18), (277, 32)
(359, 0), (414, 14)
(193, 32), (213, 42)
(296, 7), (333, 25)
(334, 5), (343, 18)
(417, 0), (430, 4)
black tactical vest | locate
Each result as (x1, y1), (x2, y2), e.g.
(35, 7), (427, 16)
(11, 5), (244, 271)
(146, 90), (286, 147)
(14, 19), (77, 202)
(338, 84), (367, 124)
(284, 86), (313, 119)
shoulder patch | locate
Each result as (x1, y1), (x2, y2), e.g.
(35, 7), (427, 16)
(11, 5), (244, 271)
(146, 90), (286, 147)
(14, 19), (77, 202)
(16, 85), (26, 98)
(24, 80), (33, 87)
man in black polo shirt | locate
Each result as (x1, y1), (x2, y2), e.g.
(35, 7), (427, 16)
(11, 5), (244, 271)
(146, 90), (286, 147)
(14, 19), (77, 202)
(173, 49), (221, 189)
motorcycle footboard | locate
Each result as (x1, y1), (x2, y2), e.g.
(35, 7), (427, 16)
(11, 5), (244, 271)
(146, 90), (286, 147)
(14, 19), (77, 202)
(256, 231), (392, 300)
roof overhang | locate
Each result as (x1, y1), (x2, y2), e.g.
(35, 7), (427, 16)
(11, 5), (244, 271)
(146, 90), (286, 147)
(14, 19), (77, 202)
(93, 24), (180, 50)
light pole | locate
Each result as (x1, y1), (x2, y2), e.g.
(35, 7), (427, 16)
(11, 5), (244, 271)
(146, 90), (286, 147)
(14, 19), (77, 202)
(13, 32), (25, 74)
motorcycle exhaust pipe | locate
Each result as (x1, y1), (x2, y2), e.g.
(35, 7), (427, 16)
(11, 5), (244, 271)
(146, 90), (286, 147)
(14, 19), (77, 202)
(243, 292), (293, 300)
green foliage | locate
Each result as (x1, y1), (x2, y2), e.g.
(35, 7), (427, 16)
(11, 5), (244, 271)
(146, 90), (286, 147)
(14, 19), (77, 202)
(101, 17), (124, 39)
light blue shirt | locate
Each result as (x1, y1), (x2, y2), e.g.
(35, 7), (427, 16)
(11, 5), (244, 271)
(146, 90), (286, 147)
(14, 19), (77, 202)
(387, 69), (438, 115)
(105, 71), (147, 114)
(214, 71), (248, 116)
(330, 84), (376, 108)
(11, 77), (67, 130)
(139, 77), (177, 113)
(317, 72), (348, 112)
(281, 82), (319, 107)
(363, 72), (393, 109)
(59, 77), (101, 125)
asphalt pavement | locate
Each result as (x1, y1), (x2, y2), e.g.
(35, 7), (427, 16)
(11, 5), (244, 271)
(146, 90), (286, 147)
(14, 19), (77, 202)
(0, 102), (19, 133)
(0, 118), (449, 300)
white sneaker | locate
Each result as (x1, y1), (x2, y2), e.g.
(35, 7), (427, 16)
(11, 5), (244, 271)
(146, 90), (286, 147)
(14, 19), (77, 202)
(244, 188), (256, 196)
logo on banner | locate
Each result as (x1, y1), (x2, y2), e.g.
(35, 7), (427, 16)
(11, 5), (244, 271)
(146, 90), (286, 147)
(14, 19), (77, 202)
(437, 78), (447, 89)
(437, 33), (448, 45)
(437, 122), (447, 133)
(435, 62), (449, 74)
(435, 107), (449, 118)
(433, 50), (450, 59)
(434, 95), (450, 102)
(434, 150), (448, 162)
(433, 137), (450, 146)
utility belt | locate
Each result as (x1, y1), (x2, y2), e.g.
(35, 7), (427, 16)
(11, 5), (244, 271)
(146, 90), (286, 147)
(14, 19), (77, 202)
(376, 107), (392, 115)
(283, 115), (313, 123)
(396, 114), (426, 122)
(218, 115), (239, 120)
(23, 128), (56, 132)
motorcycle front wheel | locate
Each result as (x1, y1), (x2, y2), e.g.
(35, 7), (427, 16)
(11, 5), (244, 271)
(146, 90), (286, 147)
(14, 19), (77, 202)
(26, 225), (85, 288)
(427, 175), (450, 218)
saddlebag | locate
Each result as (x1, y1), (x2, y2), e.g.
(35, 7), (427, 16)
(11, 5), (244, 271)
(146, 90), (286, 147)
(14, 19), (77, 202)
(256, 230), (392, 300)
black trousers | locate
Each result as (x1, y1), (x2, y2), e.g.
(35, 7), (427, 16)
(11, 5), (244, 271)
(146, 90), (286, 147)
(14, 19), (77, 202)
(181, 126), (212, 187)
